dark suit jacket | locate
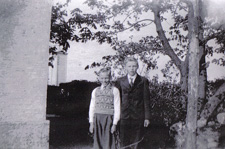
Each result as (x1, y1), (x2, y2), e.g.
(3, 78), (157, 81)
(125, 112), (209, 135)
(116, 74), (150, 120)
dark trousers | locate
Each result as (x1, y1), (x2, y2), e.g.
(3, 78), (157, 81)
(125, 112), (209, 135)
(94, 114), (116, 149)
(120, 119), (144, 149)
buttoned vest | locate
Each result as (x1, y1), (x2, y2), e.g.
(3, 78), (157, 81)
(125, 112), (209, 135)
(94, 86), (114, 115)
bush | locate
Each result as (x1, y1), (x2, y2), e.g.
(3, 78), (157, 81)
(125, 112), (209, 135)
(149, 81), (187, 127)
(47, 79), (224, 126)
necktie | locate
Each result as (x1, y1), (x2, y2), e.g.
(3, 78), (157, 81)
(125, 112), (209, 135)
(130, 78), (134, 87)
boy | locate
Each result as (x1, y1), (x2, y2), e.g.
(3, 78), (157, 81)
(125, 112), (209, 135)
(116, 57), (150, 149)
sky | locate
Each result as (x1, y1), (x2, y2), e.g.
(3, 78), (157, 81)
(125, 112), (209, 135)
(54, 0), (225, 82)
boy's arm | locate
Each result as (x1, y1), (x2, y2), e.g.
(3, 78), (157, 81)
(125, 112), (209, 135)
(114, 79), (122, 101)
(143, 78), (151, 120)
(113, 87), (121, 125)
(89, 88), (96, 124)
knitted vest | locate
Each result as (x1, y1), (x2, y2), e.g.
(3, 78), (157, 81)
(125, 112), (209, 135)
(94, 86), (114, 115)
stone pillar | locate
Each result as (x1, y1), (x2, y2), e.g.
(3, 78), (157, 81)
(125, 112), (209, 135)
(0, 0), (51, 148)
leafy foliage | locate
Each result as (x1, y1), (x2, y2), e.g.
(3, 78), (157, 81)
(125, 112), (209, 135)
(49, 2), (72, 67)
(149, 81), (187, 126)
(83, 0), (169, 70)
(47, 78), (224, 129)
(82, 0), (224, 81)
(148, 79), (225, 127)
(203, 21), (225, 66)
(49, 1), (113, 67)
(49, 0), (224, 82)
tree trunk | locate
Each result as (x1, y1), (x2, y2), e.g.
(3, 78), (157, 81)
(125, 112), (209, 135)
(185, 1), (200, 148)
(180, 59), (189, 92)
(198, 0), (207, 116)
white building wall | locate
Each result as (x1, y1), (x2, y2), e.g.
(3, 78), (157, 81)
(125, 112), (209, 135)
(0, 0), (51, 148)
(48, 53), (67, 86)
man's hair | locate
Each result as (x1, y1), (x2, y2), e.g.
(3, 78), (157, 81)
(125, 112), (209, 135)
(97, 67), (111, 78)
(124, 57), (139, 67)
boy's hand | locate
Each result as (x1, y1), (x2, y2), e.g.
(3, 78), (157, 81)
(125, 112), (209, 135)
(111, 124), (117, 134)
(89, 122), (94, 133)
(144, 119), (150, 127)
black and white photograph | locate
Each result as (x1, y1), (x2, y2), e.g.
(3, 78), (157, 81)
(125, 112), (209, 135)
(0, 0), (225, 148)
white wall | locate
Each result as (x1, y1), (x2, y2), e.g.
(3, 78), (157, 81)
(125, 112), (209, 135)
(0, 0), (51, 148)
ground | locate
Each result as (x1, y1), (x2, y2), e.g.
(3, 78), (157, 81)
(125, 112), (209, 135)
(48, 116), (175, 149)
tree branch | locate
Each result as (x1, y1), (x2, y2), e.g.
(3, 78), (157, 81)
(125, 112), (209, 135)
(122, 10), (136, 24)
(111, 19), (154, 34)
(198, 82), (225, 127)
(153, 9), (182, 70)
(201, 28), (225, 45)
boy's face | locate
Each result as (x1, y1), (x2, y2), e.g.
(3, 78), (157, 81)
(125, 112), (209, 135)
(99, 72), (110, 86)
(125, 61), (138, 76)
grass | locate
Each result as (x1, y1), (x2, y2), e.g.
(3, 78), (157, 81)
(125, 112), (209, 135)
(50, 144), (92, 149)
(48, 116), (175, 149)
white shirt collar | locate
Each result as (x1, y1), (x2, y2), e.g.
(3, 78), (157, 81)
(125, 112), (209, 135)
(127, 74), (137, 82)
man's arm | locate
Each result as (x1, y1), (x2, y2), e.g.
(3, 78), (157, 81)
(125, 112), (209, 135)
(143, 78), (151, 121)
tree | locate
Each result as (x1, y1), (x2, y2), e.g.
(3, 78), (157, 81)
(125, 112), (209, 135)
(84, 0), (189, 89)
(184, 0), (200, 148)
(82, 0), (225, 124)
(50, 0), (225, 147)
(50, 0), (225, 130)
(81, 1), (225, 147)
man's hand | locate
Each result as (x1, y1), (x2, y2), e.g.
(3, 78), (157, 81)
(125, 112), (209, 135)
(144, 119), (150, 127)
(89, 122), (94, 133)
(111, 124), (117, 134)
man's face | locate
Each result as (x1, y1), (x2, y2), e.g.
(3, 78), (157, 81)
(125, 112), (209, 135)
(98, 72), (110, 87)
(125, 61), (138, 76)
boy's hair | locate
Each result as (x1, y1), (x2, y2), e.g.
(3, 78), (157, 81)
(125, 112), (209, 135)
(97, 67), (111, 78)
(124, 57), (139, 67)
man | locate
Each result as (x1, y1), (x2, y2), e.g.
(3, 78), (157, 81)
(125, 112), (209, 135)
(116, 57), (151, 149)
